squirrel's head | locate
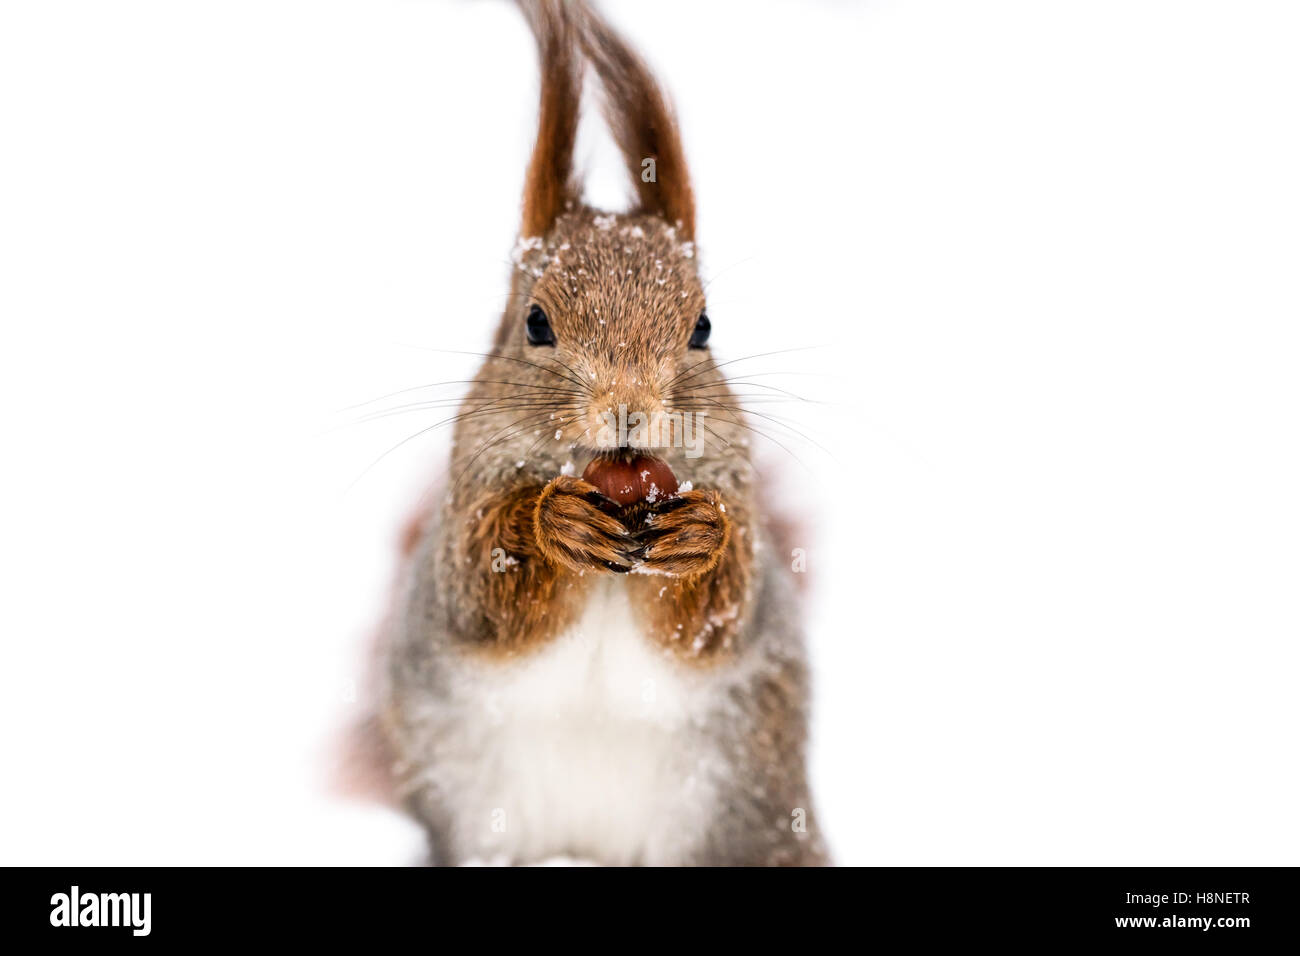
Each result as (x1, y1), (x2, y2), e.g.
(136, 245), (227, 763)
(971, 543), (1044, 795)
(456, 1), (743, 482)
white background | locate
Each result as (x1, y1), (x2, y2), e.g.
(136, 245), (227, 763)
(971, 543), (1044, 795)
(2, 0), (1297, 865)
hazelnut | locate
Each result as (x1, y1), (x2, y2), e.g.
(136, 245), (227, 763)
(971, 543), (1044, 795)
(631, 455), (679, 504)
(582, 454), (678, 506)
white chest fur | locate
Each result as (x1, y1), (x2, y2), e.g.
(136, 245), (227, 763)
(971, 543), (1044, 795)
(454, 578), (716, 865)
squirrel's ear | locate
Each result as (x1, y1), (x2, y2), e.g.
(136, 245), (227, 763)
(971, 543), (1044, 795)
(519, 0), (583, 238)
(577, 2), (696, 241)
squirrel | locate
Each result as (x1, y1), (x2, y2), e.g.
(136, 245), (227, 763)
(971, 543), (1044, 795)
(378, 0), (827, 866)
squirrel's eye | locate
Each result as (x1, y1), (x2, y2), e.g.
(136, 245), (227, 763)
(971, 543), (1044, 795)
(688, 312), (711, 349)
(526, 304), (556, 346)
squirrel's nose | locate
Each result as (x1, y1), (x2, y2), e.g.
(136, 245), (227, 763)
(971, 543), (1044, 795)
(596, 380), (664, 416)
(585, 383), (667, 450)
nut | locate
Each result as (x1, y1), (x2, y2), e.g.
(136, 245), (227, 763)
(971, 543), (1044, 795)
(582, 454), (679, 506)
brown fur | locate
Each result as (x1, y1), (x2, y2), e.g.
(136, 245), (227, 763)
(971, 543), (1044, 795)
(575, 2), (696, 238)
(519, 0), (583, 237)
(378, 0), (827, 865)
(627, 493), (753, 660)
(431, 204), (752, 665)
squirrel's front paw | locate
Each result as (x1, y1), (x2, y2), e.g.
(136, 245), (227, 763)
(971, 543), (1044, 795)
(534, 475), (636, 574)
(631, 489), (731, 578)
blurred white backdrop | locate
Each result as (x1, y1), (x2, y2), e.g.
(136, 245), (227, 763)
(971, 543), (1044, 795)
(1, 0), (1298, 865)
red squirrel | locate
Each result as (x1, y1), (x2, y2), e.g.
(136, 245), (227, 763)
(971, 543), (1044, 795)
(379, 0), (826, 865)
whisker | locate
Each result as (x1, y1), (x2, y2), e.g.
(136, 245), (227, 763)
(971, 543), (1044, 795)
(700, 255), (757, 292)
(520, 412), (581, 460)
(346, 398), (574, 429)
(449, 409), (568, 494)
(400, 346), (594, 394)
(686, 411), (818, 476)
(681, 398), (833, 450)
(675, 393), (823, 406)
(672, 400), (832, 469)
(339, 377), (584, 414)
(674, 379), (827, 404)
(694, 419), (748, 462)
(665, 345), (830, 392)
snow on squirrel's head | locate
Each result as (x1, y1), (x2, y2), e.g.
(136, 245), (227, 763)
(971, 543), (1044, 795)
(465, 0), (734, 476)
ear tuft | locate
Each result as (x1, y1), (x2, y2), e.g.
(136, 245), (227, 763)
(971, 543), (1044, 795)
(519, 0), (583, 238)
(576, 3), (697, 241)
